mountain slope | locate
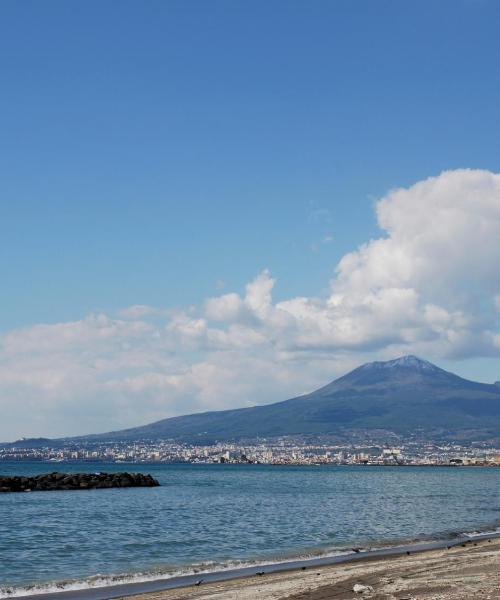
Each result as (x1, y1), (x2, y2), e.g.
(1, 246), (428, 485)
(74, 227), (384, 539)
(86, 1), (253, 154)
(79, 356), (500, 443)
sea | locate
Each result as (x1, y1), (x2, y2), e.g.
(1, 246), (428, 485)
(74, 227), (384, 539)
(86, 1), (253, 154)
(2, 461), (500, 597)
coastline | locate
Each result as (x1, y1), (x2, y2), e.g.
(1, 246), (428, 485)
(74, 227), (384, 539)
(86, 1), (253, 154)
(119, 535), (500, 600)
(12, 532), (500, 600)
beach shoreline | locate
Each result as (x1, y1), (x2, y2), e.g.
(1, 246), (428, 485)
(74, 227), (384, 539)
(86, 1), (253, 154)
(117, 536), (500, 600)
(13, 532), (500, 600)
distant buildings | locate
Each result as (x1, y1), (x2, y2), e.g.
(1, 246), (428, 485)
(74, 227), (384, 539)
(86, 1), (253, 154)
(2, 436), (500, 467)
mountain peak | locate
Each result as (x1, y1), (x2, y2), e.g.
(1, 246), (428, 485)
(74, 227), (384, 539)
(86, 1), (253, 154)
(63, 353), (500, 444)
(360, 355), (440, 372)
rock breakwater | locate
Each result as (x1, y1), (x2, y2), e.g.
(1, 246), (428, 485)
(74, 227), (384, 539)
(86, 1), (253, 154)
(0, 471), (160, 492)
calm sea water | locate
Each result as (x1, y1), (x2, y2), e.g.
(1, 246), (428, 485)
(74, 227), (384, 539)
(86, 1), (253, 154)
(2, 462), (500, 596)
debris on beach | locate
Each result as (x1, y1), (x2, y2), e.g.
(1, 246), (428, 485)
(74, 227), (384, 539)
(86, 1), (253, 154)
(353, 582), (374, 593)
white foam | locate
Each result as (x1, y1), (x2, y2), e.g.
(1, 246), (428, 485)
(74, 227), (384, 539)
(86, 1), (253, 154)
(0, 549), (349, 598)
(462, 526), (500, 538)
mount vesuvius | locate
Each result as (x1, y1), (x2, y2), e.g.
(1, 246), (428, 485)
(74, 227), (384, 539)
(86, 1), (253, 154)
(75, 356), (500, 444)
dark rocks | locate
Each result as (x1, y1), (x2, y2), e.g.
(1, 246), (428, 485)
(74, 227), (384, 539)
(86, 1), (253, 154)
(0, 472), (160, 493)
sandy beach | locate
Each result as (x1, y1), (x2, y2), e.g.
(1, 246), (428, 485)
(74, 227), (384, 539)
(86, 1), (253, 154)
(119, 537), (500, 600)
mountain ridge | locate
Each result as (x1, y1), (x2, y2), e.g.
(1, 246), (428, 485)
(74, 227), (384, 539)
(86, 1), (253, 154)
(68, 355), (500, 444)
(5, 355), (500, 446)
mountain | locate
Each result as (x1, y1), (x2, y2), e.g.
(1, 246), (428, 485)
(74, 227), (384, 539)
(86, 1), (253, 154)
(78, 355), (500, 443)
(4, 437), (61, 449)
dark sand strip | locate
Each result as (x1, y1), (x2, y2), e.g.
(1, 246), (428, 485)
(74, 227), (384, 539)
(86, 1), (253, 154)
(120, 536), (500, 600)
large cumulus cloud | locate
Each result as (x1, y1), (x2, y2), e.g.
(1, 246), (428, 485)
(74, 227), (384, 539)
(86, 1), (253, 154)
(1, 169), (500, 440)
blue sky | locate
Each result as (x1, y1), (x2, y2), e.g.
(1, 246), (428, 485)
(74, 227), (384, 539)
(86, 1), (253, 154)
(2, 0), (499, 328)
(1, 1), (500, 439)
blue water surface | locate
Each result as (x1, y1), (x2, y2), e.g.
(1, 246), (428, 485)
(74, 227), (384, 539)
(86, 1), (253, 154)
(1, 462), (500, 592)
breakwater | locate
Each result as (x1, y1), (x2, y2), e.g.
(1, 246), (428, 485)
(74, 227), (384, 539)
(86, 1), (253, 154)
(0, 471), (160, 492)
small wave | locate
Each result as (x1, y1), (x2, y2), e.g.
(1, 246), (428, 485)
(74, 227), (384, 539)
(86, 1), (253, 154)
(4, 527), (500, 599)
(462, 526), (500, 538)
(0, 549), (350, 599)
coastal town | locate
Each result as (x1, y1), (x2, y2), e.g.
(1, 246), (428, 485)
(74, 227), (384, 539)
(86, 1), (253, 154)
(2, 436), (500, 467)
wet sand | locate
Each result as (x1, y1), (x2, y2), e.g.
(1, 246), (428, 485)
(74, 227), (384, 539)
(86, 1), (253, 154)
(120, 537), (500, 600)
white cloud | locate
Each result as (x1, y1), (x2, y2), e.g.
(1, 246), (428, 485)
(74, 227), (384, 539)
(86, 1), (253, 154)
(2, 314), (153, 355)
(243, 269), (275, 318)
(336, 169), (500, 298)
(1, 169), (500, 440)
(205, 293), (243, 321)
